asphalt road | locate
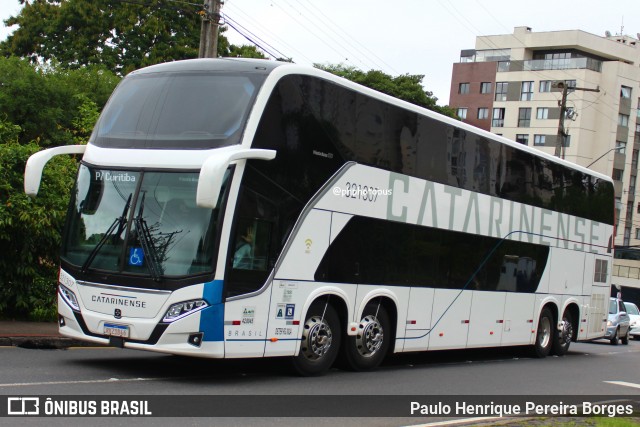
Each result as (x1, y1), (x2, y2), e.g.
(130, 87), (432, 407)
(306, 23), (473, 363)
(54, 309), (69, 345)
(2, 339), (640, 427)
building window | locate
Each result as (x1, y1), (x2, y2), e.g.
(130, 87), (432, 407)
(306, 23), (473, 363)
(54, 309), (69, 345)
(624, 227), (632, 247)
(520, 81), (534, 101)
(619, 114), (629, 127)
(477, 108), (489, 120)
(515, 134), (529, 145)
(534, 135), (546, 146)
(539, 81), (552, 92)
(621, 86), (632, 98)
(459, 83), (470, 94)
(630, 174), (636, 196)
(616, 141), (627, 154)
(612, 168), (624, 181)
(518, 108), (531, 127)
(480, 82), (492, 94)
(536, 108), (549, 119)
(636, 228), (640, 240)
(492, 108), (505, 127)
(495, 82), (508, 101)
(594, 259), (608, 283)
(457, 108), (468, 119)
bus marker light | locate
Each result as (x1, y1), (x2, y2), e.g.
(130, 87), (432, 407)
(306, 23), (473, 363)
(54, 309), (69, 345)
(232, 320), (241, 326)
(527, 320), (533, 323)
(439, 333), (444, 337)
(406, 320), (416, 325)
(270, 338), (278, 342)
(490, 331), (494, 335)
(292, 320), (300, 325)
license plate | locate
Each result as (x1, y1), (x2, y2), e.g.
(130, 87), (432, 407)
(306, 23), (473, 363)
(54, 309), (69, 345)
(104, 323), (130, 338)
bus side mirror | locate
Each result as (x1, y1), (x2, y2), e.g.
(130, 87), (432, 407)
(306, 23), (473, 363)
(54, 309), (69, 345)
(196, 148), (276, 209)
(24, 145), (87, 197)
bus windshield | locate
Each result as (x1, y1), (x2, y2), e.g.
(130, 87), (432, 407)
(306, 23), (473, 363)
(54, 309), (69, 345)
(92, 71), (264, 149)
(62, 165), (228, 278)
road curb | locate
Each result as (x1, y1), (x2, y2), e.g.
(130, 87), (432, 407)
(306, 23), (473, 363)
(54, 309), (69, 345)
(0, 336), (103, 349)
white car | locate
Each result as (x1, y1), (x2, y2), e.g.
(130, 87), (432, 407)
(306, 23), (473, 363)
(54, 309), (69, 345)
(624, 302), (640, 339)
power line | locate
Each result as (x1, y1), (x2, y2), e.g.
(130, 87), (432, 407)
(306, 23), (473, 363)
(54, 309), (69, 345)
(225, 2), (314, 63)
(223, 13), (291, 60)
(296, 0), (399, 74)
(222, 17), (282, 60)
(270, 0), (371, 70)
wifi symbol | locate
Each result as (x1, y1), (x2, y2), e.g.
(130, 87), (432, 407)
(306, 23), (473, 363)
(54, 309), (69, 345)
(304, 239), (312, 252)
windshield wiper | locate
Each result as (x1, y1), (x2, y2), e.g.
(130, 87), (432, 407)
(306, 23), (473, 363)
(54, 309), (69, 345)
(133, 192), (164, 282)
(81, 193), (132, 273)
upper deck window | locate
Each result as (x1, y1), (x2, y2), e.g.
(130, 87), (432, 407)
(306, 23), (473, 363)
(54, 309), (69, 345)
(92, 72), (265, 149)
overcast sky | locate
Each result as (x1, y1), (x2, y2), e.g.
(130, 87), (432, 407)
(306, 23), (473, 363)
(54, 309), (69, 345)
(1, 0), (639, 105)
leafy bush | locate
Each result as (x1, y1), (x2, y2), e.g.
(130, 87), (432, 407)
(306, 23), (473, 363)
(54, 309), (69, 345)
(0, 126), (78, 320)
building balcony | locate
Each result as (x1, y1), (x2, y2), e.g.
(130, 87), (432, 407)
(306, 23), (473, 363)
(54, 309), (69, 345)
(497, 57), (602, 73)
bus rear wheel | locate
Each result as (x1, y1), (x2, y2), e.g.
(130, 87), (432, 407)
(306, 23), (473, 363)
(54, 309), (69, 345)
(551, 310), (573, 356)
(533, 307), (554, 358)
(291, 301), (341, 376)
(344, 302), (390, 371)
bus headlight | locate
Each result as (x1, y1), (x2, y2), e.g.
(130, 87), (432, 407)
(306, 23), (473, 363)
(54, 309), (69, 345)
(59, 284), (80, 311)
(163, 300), (208, 323)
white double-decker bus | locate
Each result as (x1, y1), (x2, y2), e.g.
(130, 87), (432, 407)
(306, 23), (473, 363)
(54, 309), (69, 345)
(25, 58), (614, 375)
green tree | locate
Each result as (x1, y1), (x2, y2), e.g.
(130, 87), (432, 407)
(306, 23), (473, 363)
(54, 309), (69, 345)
(315, 64), (456, 118)
(1, 0), (265, 75)
(0, 56), (120, 146)
(0, 120), (78, 320)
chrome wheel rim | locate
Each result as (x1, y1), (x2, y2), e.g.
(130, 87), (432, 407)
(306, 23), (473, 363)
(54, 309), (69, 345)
(356, 315), (384, 357)
(539, 316), (551, 348)
(300, 315), (333, 361)
(560, 318), (572, 345)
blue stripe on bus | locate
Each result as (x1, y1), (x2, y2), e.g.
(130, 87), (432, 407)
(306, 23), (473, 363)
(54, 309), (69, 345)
(226, 338), (302, 342)
(200, 280), (224, 342)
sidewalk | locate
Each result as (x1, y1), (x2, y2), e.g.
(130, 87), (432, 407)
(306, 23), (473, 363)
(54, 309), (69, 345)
(0, 320), (94, 348)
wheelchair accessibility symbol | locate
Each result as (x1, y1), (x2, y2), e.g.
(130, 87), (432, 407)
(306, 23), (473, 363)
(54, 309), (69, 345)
(129, 247), (144, 266)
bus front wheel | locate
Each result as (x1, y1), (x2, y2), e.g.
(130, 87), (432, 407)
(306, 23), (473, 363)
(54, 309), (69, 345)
(291, 301), (341, 376)
(344, 302), (390, 371)
(533, 307), (554, 358)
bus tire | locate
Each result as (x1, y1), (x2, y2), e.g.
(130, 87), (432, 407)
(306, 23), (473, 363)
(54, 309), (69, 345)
(533, 307), (554, 358)
(291, 301), (341, 376)
(551, 310), (573, 356)
(344, 302), (390, 371)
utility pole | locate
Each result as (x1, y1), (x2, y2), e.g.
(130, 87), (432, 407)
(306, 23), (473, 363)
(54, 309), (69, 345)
(554, 81), (600, 159)
(199, 0), (222, 58)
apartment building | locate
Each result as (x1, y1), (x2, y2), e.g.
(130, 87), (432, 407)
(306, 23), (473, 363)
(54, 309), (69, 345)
(449, 26), (640, 294)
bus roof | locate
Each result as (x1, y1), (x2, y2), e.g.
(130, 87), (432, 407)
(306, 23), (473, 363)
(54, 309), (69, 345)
(125, 58), (611, 184)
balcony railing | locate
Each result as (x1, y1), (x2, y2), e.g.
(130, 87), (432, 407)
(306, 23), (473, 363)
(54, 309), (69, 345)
(498, 57), (602, 73)
(613, 264), (640, 280)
